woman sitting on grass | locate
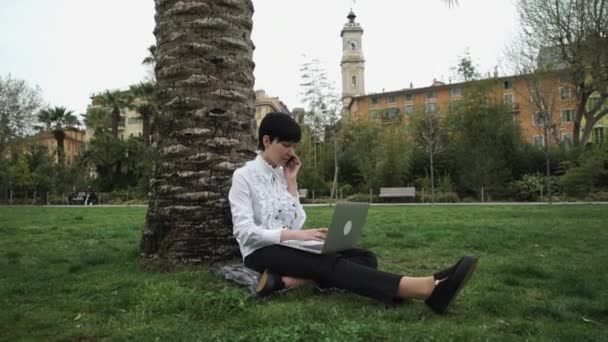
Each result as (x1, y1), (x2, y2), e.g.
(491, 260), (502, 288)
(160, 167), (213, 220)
(228, 112), (478, 314)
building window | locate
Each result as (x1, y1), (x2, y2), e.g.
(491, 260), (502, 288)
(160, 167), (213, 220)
(352, 76), (357, 89)
(594, 127), (605, 144)
(504, 93), (514, 110)
(449, 87), (462, 97)
(504, 80), (513, 90)
(533, 111), (548, 126)
(128, 117), (143, 125)
(533, 135), (545, 147)
(386, 95), (396, 103)
(426, 90), (436, 99)
(370, 97), (379, 105)
(404, 105), (415, 114)
(560, 87), (572, 100)
(562, 133), (573, 147)
(425, 103), (437, 113)
(561, 109), (574, 122)
(384, 107), (401, 121)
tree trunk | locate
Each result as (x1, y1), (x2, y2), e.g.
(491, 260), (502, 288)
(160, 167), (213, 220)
(330, 130), (338, 200)
(53, 129), (66, 164)
(429, 147), (435, 205)
(142, 110), (151, 145)
(580, 117), (597, 147)
(544, 127), (552, 204)
(141, 0), (256, 261)
(112, 107), (120, 138)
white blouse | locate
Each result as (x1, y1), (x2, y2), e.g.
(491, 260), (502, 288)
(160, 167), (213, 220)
(229, 154), (307, 259)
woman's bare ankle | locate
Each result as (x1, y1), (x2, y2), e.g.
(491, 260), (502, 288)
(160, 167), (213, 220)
(281, 276), (309, 288)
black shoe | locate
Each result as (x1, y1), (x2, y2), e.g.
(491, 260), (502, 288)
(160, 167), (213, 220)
(425, 255), (478, 314)
(256, 269), (285, 297)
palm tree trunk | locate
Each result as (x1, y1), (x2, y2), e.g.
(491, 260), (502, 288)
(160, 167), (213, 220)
(142, 112), (151, 145)
(53, 130), (66, 163)
(141, 0), (256, 261)
(111, 107), (120, 138)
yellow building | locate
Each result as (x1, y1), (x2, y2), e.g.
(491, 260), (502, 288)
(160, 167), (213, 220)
(254, 89), (291, 134)
(6, 127), (86, 166)
(344, 75), (582, 147)
(339, 10), (604, 147)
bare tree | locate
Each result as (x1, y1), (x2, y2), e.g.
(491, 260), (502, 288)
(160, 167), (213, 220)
(299, 59), (341, 199)
(0, 74), (43, 156)
(516, 0), (608, 147)
(413, 109), (444, 204)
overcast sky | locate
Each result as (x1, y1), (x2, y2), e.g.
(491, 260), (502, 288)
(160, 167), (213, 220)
(1, 0), (519, 118)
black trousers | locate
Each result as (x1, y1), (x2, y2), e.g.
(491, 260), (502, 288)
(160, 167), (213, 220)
(244, 245), (403, 305)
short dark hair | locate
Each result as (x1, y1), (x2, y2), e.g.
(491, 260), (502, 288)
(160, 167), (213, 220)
(258, 112), (301, 150)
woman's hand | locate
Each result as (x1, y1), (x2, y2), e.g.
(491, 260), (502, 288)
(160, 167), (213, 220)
(283, 153), (301, 182)
(281, 228), (328, 242)
(284, 153), (301, 197)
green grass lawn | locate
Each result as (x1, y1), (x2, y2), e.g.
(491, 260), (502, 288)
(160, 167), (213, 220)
(1, 205), (607, 341)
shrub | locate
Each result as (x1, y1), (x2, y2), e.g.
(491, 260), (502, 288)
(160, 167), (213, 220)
(417, 191), (459, 203)
(346, 193), (379, 203)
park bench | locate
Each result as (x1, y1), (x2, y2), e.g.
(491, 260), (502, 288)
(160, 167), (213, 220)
(379, 187), (416, 202)
(298, 188), (308, 199)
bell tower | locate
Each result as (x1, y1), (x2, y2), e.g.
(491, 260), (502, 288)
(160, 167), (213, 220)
(341, 10), (365, 104)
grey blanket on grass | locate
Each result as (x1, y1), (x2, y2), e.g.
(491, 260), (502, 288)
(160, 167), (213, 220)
(210, 263), (261, 295)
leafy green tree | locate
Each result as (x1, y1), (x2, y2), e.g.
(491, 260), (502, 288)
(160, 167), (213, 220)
(9, 153), (33, 198)
(374, 125), (412, 189)
(36, 106), (80, 163)
(339, 120), (383, 192)
(26, 144), (55, 203)
(80, 132), (125, 191)
(560, 144), (608, 196)
(449, 81), (522, 201)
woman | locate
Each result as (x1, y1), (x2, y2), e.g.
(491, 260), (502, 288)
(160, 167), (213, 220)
(229, 112), (477, 314)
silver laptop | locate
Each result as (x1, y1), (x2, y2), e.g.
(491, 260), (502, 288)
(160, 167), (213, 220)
(280, 202), (370, 254)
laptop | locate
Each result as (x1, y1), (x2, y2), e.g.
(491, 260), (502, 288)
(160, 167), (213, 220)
(279, 202), (370, 254)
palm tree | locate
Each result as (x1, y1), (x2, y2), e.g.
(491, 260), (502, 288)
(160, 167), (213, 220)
(97, 90), (130, 138)
(141, 45), (156, 66)
(141, 0), (256, 261)
(83, 106), (111, 135)
(142, 0), (460, 261)
(36, 106), (79, 163)
(129, 82), (156, 145)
